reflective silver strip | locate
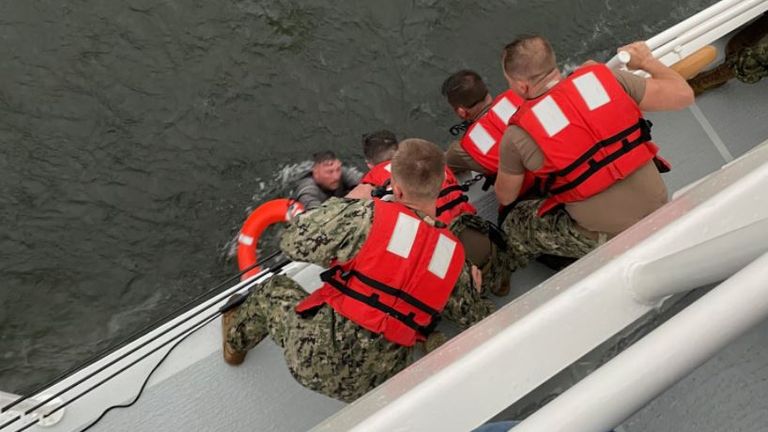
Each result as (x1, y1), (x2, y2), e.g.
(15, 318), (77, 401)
(386, 213), (420, 258)
(384, 163), (392, 172)
(532, 96), (569, 137)
(467, 124), (495, 155)
(428, 234), (457, 279)
(572, 72), (610, 110)
(238, 234), (254, 246)
(492, 96), (518, 124)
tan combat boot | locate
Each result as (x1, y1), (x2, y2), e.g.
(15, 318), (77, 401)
(221, 306), (247, 366)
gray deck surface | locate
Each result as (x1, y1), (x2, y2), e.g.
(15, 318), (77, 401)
(86, 77), (767, 432)
(620, 77), (768, 432)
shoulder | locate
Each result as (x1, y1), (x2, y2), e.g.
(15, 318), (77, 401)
(301, 197), (374, 223)
(342, 165), (364, 185)
(295, 175), (319, 191)
(611, 69), (646, 104)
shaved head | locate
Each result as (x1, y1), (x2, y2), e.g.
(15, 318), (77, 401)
(502, 35), (557, 82)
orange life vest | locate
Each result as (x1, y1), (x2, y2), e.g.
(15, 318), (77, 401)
(460, 89), (525, 174)
(295, 199), (465, 347)
(509, 63), (664, 215)
(360, 161), (477, 225)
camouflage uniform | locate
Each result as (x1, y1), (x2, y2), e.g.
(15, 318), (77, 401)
(227, 197), (493, 402)
(731, 34), (768, 84)
(500, 199), (602, 272)
(688, 14), (768, 94)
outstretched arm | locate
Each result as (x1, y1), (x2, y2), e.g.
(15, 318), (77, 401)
(280, 198), (373, 266)
(345, 183), (374, 200)
(618, 41), (695, 111)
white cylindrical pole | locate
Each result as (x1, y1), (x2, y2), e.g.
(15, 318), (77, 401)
(606, 0), (765, 68)
(629, 217), (768, 304)
(514, 251), (768, 432)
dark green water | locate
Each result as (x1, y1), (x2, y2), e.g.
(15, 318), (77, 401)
(0, 0), (715, 394)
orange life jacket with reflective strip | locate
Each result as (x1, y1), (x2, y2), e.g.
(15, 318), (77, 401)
(460, 89), (525, 174)
(295, 199), (465, 347)
(509, 63), (665, 216)
(360, 161), (477, 225)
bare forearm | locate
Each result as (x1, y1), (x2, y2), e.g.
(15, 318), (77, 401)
(619, 41), (695, 111)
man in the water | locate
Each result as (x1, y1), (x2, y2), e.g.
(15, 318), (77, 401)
(222, 139), (493, 402)
(295, 150), (363, 210)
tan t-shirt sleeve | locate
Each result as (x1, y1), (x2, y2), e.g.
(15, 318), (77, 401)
(446, 139), (488, 174)
(498, 126), (545, 174)
(612, 69), (647, 104)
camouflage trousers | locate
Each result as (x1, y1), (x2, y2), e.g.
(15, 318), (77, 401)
(226, 274), (410, 403)
(731, 35), (768, 84)
(449, 213), (514, 295)
(501, 200), (602, 272)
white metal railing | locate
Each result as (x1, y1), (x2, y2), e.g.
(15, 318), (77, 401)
(628, 217), (768, 304)
(515, 252), (768, 432)
(607, 0), (768, 68)
(312, 144), (768, 431)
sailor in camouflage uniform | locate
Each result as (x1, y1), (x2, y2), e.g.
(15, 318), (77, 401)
(223, 139), (493, 403)
(350, 129), (516, 297)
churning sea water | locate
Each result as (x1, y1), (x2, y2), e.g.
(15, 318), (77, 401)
(0, 0), (715, 394)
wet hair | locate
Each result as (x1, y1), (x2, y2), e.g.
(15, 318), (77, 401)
(362, 130), (398, 165)
(441, 70), (489, 109)
(391, 138), (445, 201)
(312, 150), (339, 166)
(502, 34), (557, 81)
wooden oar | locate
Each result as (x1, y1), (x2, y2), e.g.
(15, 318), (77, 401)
(670, 45), (718, 79)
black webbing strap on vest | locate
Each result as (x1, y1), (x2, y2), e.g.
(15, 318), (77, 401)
(371, 179), (471, 219)
(435, 183), (470, 217)
(371, 179), (392, 199)
(435, 195), (470, 217)
(319, 266), (441, 336)
(437, 184), (466, 198)
(541, 118), (653, 197)
(481, 174), (496, 191)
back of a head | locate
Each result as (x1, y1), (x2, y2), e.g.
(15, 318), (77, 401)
(502, 35), (557, 82)
(391, 139), (445, 202)
(362, 130), (398, 165)
(441, 70), (489, 109)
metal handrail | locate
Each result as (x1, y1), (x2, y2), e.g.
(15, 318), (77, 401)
(607, 0), (768, 68)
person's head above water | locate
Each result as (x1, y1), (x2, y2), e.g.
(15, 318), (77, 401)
(390, 139), (445, 215)
(362, 130), (398, 167)
(502, 34), (560, 99)
(441, 69), (493, 121)
(311, 150), (343, 191)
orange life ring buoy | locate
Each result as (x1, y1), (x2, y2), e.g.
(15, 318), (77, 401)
(237, 198), (304, 280)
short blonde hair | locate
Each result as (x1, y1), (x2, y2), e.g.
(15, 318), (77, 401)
(391, 139), (445, 201)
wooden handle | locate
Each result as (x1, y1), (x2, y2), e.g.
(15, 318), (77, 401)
(670, 45), (718, 79)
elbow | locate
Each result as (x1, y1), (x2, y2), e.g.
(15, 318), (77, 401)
(669, 81), (695, 110)
(678, 83), (695, 108)
(495, 188), (515, 207)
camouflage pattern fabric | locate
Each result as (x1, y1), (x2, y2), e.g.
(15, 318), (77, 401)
(449, 213), (513, 296)
(731, 34), (768, 84)
(501, 199), (601, 272)
(227, 197), (494, 402)
(227, 274), (409, 403)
